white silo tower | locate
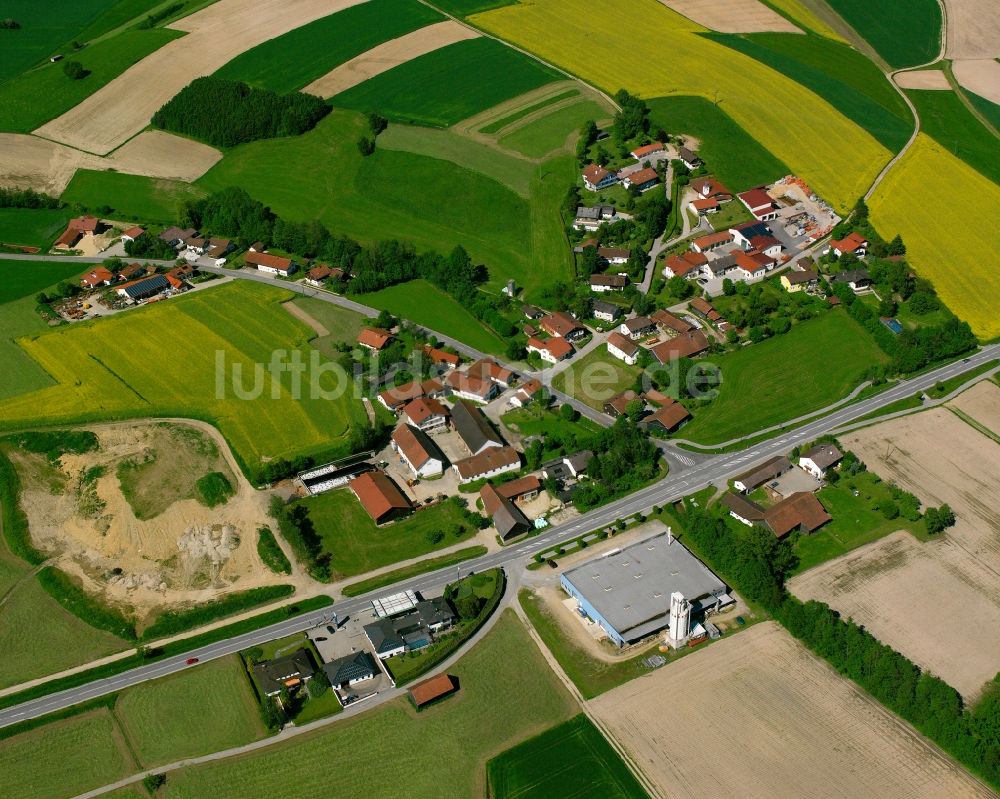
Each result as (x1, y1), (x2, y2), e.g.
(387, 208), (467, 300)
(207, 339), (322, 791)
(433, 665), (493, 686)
(668, 591), (690, 648)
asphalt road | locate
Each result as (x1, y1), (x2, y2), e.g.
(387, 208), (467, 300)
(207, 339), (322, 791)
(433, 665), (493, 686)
(0, 344), (994, 729)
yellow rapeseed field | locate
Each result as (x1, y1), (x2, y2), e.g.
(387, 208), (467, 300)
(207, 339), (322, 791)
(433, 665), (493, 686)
(870, 134), (1000, 340)
(472, 0), (888, 210)
(765, 0), (847, 40)
(0, 282), (362, 471)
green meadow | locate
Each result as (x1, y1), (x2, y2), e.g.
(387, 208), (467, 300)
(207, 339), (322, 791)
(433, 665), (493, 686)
(480, 88), (580, 134)
(823, 0), (941, 68)
(0, 211), (70, 252)
(646, 96), (790, 190)
(214, 0), (443, 94)
(0, 28), (182, 133)
(60, 170), (207, 223)
(499, 99), (611, 158)
(331, 37), (561, 127)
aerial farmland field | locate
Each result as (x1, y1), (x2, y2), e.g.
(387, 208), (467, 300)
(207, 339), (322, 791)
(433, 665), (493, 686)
(0, 281), (364, 477)
(488, 714), (649, 799)
(60, 169), (208, 223)
(498, 98), (611, 158)
(471, 0), (890, 210)
(331, 37), (561, 128)
(905, 89), (1000, 184)
(590, 622), (995, 799)
(869, 134), (1000, 340)
(824, 0), (942, 68)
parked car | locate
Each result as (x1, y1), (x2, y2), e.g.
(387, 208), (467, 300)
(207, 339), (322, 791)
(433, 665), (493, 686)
(314, 636), (327, 642)
(326, 625), (336, 634)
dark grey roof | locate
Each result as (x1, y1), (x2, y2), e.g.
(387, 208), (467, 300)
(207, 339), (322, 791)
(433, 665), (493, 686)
(450, 399), (503, 454)
(733, 220), (771, 239)
(252, 649), (316, 694)
(734, 455), (791, 491)
(834, 269), (871, 284)
(414, 597), (456, 628)
(323, 650), (376, 686)
(592, 300), (620, 317)
(802, 443), (842, 469)
(488, 492), (532, 540)
(564, 450), (593, 473)
(364, 618), (405, 655)
(678, 146), (700, 163)
(122, 274), (170, 300)
(706, 254), (737, 276)
(365, 599), (456, 653)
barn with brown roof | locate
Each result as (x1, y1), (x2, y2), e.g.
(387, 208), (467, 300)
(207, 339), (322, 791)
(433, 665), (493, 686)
(409, 673), (458, 708)
(350, 471), (411, 524)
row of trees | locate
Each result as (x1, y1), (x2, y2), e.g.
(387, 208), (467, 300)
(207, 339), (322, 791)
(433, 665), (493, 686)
(152, 78), (330, 147)
(124, 232), (176, 260)
(0, 186), (61, 209)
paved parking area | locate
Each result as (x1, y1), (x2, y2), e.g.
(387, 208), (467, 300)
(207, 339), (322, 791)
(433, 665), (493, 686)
(768, 467), (821, 498)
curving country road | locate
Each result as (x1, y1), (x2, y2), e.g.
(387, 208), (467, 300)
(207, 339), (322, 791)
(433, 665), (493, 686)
(0, 341), (995, 730)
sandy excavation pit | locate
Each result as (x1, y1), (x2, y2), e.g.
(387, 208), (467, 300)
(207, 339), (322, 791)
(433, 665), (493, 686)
(11, 421), (289, 624)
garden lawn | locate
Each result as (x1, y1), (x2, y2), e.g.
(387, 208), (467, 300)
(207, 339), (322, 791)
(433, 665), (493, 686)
(295, 491), (479, 577)
(905, 89), (1000, 185)
(0, 281), (364, 478)
(707, 33), (912, 152)
(0, 708), (133, 799)
(0, 296), (60, 400)
(647, 96), (789, 191)
(0, 258), (83, 304)
(360, 279), (506, 355)
(823, 0), (941, 68)
(60, 170), (207, 223)
(0, 28), (182, 133)
(115, 655), (265, 767)
(0, 573), (129, 689)
(0, 209), (70, 251)
(708, 198), (753, 231)
(213, 0), (443, 93)
(0, 0), (119, 81)
(552, 347), (642, 411)
(793, 472), (927, 573)
(678, 311), (887, 444)
(198, 110), (536, 294)
(163, 611), (578, 799)
(331, 37), (561, 128)
(502, 405), (601, 440)
(870, 134), (1000, 340)
(498, 99), (610, 158)
(488, 714), (649, 799)
(472, 0), (890, 210)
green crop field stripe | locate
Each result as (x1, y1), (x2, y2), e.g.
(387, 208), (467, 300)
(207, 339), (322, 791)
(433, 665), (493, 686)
(480, 88), (580, 134)
(0, 258), (83, 305)
(706, 32), (911, 153)
(906, 89), (1000, 186)
(823, 0), (941, 69)
(59, 170), (208, 224)
(331, 37), (561, 127)
(213, 0), (444, 93)
(0, 209), (70, 252)
(499, 99), (611, 158)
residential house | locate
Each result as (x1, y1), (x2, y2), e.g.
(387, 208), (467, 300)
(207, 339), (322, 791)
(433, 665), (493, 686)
(732, 250), (770, 281)
(497, 475), (541, 503)
(452, 446), (521, 483)
(649, 330), (710, 364)
(357, 327), (393, 352)
(834, 269), (872, 292)
(364, 598), (456, 660)
(480, 482), (532, 540)
(689, 176), (732, 203)
(350, 471), (412, 524)
(621, 167), (659, 192)
(737, 188), (779, 221)
(184, 235), (207, 254)
(401, 396), (449, 431)
(116, 274), (171, 302)
(688, 197), (720, 216)
(691, 230), (735, 254)
(158, 227), (196, 247)
(592, 300), (622, 322)
(639, 398), (691, 433)
(630, 142), (666, 160)
(422, 345), (460, 369)
(377, 377), (443, 412)
(582, 163), (619, 192)
(598, 246), (631, 265)
(700, 253), (739, 281)
(589, 273), (629, 292)
(662, 251), (708, 279)
(604, 389), (641, 417)
(689, 297), (721, 322)
(564, 450), (593, 478)
(522, 304), (544, 320)
(245, 250), (296, 276)
(721, 491), (831, 538)
(204, 237), (232, 262)
(677, 146), (702, 170)
(120, 226), (144, 243)
(781, 270), (819, 292)
(451, 399), (503, 455)
(799, 444), (842, 479)
(539, 312), (586, 341)
(392, 424), (445, 478)
(826, 231), (868, 258)
(55, 216), (101, 250)
(747, 234), (783, 260)
(509, 379), (543, 407)
(729, 220), (772, 250)
(733, 455), (792, 493)
(323, 650), (377, 689)
(467, 357), (515, 389)
(80, 267), (114, 288)
(651, 308), (694, 335)
(253, 649), (316, 697)
(444, 370), (498, 403)
(573, 205), (619, 231)
(305, 265), (334, 287)
(607, 331), (640, 365)
(526, 335), (574, 363)
(620, 316), (655, 340)
(116, 262), (148, 281)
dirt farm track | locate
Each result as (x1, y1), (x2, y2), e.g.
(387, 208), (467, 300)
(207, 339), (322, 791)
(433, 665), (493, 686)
(590, 623), (996, 799)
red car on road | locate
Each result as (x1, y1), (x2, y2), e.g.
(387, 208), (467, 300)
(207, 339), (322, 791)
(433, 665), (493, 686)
(185, 657), (199, 665)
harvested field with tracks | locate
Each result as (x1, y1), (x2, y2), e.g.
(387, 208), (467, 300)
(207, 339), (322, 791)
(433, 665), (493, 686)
(658, 0), (801, 32)
(791, 399), (1000, 700)
(35, 0), (367, 155)
(590, 622), (995, 798)
(305, 20), (479, 98)
(895, 70), (950, 90)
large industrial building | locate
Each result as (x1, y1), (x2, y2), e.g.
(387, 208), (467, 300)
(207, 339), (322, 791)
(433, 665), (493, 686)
(560, 525), (733, 647)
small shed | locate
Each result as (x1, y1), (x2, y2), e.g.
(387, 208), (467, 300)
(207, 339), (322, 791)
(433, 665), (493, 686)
(408, 673), (458, 708)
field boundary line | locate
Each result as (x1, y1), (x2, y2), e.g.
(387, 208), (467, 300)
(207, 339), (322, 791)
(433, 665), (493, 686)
(947, 407), (1000, 445)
